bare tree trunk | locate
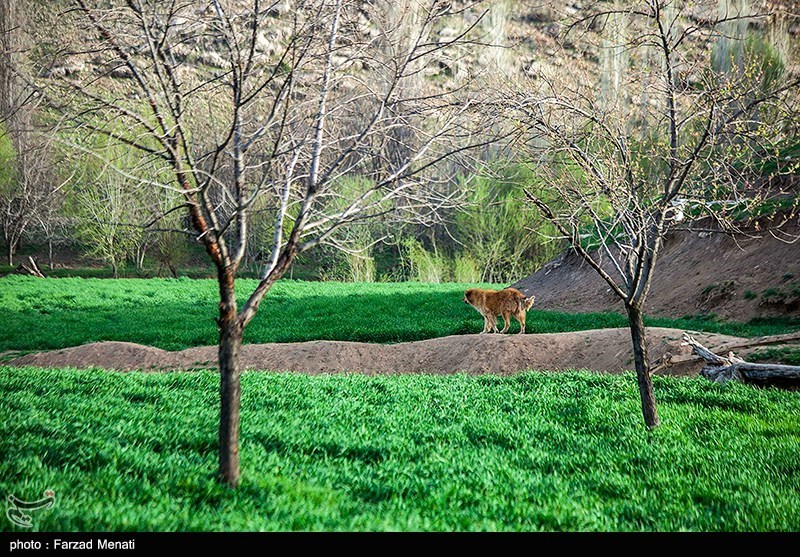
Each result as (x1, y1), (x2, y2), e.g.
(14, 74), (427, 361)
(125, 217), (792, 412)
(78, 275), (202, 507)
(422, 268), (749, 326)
(136, 243), (146, 270)
(48, 238), (53, 270)
(0, 0), (17, 120)
(111, 259), (118, 279)
(626, 302), (660, 428)
(6, 242), (12, 266)
(217, 268), (241, 487)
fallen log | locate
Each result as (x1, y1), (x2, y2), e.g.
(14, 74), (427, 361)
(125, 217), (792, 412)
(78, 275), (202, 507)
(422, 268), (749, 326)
(682, 333), (800, 387)
(648, 331), (800, 374)
(9, 257), (46, 278)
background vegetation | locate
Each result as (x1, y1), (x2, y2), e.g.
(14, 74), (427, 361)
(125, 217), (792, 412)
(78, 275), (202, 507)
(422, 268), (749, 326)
(2, 162), (564, 284)
(4, 1), (792, 285)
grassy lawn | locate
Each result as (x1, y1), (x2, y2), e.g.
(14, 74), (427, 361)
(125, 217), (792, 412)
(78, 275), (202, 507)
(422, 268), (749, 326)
(1, 367), (799, 531)
(2, 276), (799, 352)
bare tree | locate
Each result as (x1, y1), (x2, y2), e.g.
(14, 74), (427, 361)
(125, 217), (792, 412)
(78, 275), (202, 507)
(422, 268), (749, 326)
(43, 0), (496, 486)
(70, 171), (142, 278)
(512, 0), (800, 427)
(150, 188), (192, 278)
(0, 0), (64, 266)
(35, 188), (67, 271)
(0, 0), (20, 122)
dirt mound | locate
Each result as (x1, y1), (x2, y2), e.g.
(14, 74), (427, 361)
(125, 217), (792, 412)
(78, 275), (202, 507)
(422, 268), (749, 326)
(9, 328), (746, 376)
(512, 224), (800, 321)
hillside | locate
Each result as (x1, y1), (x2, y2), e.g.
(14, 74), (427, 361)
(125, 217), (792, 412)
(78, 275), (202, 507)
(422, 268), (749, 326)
(513, 222), (800, 321)
(24, 1), (800, 100)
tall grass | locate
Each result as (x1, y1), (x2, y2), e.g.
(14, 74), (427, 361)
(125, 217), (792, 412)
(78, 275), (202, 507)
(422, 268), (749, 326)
(453, 254), (482, 283)
(401, 238), (450, 283)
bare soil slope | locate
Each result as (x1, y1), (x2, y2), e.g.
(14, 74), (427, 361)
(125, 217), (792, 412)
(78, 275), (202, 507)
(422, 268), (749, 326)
(10, 328), (748, 376)
(512, 227), (800, 321)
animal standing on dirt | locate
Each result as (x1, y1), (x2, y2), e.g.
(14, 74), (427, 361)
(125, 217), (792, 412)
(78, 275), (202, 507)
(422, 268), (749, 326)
(463, 288), (536, 334)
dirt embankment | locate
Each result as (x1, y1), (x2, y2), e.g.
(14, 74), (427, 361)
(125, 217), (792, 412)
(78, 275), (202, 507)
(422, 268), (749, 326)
(9, 328), (756, 377)
(512, 225), (800, 321)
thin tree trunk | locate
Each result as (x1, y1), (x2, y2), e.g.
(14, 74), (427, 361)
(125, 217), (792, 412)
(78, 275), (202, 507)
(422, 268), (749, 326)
(136, 244), (146, 270)
(111, 259), (118, 279)
(626, 302), (660, 428)
(48, 238), (53, 270)
(0, 0), (17, 120)
(6, 242), (12, 266)
(217, 268), (241, 487)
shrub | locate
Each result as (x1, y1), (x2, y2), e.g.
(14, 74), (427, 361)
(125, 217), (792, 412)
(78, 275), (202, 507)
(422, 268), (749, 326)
(453, 254), (481, 283)
(401, 237), (450, 283)
(453, 164), (562, 283)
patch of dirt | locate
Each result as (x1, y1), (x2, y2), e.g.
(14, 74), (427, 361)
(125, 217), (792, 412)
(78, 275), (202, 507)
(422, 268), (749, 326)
(512, 221), (800, 321)
(9, 328), (748, 377)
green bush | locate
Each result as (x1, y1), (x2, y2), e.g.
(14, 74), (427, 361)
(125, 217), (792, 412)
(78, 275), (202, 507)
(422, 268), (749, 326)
(453, 254), (482, 283)
(453, 165), (562, 283)
(401, 237), (451, 283)
(0, 123), (17, 196)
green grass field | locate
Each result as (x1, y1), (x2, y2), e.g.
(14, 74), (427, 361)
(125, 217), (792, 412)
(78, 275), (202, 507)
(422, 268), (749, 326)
(1, 367), (799, 531)
(2, 276), (799, 531)
(2, 276), (799, 352)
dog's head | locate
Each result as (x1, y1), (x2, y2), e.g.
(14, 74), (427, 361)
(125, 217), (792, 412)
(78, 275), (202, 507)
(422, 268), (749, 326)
(463, 289), (476, 305)
(523, 295), (536, 311)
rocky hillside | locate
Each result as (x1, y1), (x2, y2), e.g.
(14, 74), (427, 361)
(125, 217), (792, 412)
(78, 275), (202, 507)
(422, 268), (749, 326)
(8, 0), (800, 289)
(23, 1), (800, 96)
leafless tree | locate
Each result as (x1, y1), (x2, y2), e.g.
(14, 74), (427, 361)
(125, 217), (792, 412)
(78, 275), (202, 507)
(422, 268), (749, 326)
(512, 0), (800, 427)
(70, 168), (144, 278)
(0, 133), (65, 266)
(0, 0), (65, 266)
(35, 189), (67, 271)
(43, 0), (497, 485)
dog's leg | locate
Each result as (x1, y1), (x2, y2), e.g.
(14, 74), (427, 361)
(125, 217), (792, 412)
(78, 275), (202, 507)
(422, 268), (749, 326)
(500, 312), (510, 333)
(480, 313), (491, 334)
(516, 311), (526, 334)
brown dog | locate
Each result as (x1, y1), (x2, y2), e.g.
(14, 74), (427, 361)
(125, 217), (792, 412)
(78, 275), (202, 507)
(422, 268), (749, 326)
(463, 288), (536, 334)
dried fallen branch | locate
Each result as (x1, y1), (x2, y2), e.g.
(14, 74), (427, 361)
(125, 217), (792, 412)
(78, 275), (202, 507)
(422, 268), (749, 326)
(9, 256), (46, 278)
(682, 333), (800, 387)
(649, 330), (800, 374)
